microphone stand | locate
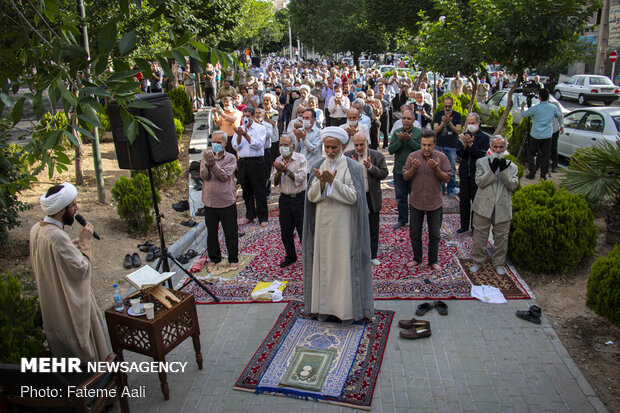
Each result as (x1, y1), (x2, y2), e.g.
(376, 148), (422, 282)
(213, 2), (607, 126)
(148, 168), (219, 302)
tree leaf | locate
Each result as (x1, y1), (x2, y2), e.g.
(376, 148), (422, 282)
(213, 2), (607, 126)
(182, 45), (201, 61)
(74, 125), (95, 139)
(33, 93), (44, 118)
(170, 49), (186, 67)
(62, 129), (79, 147)
(119, 0), (129, 16)
(93, 53), (109, 76)
(127, 99), (156, 109)
(77, 113), (103, 129)
(119, 31), (137, 55)
(99, 20), (117, 55)
(107, 70), (140, 82)
(80, 87), (111, 98)
(116, 81), (140, 94)
(0, 93), (13, 108)
(11, 97), (25, 126)
(149, 3), (166, 19)
(190, 41), (210, 52)
(135, 58), (153, 79)
(155, 53), (172, 81)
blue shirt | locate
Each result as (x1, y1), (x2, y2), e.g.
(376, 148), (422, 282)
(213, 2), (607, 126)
(521, 101), (562, 139)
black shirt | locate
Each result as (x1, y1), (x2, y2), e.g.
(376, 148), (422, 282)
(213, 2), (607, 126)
(433, 110), (462, 148)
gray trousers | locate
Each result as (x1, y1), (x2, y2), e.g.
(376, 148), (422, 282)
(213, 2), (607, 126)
(471, 211), (510, 267)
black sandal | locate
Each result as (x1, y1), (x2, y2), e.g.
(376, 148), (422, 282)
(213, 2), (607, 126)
(516, 305), (542, 324)
(435, 301), (448, 316)
(415, 302), (434, 316)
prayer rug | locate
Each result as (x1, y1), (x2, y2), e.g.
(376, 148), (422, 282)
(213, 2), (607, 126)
(183, 214), (530, 303)
(192, 254), (254, 282)
(380, 194), (460, 215)
(234, 301), (394, 410)
(460, 259), (530, 299)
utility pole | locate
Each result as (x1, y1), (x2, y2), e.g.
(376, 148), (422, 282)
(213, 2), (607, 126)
(288, 21), (293, 60)
(595, 0), (610, 75)
(78, 0), (106, 203)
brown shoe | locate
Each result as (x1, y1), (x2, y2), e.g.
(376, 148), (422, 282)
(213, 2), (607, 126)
(399, 325), (432, 340)
(398, 317), (430, 330)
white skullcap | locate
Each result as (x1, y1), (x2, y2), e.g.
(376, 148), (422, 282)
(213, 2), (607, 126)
(40, 182), (77, 216)
(299, 85), (310, 93)
(321, 127), (348, 144)
(334, 77), (343, 85)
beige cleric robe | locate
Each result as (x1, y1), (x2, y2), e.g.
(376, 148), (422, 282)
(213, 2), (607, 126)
(29, 221), (111, 362)
(306, 156), (358, 320)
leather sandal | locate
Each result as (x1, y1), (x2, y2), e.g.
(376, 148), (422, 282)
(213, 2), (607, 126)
(435, 301), (448, 316)
(123, 254), (132, 269)
(398, 317), (430, 330)
(177, 253), (190, 264)
(415, 302), (434, 316)
(146, 248), (160, 262)
(516, 305), (542, 324)
(137, 241), (154, 252)
(399, 325), (432, 340)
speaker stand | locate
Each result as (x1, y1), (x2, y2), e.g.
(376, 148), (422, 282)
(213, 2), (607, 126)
(148, 168), (219, 302)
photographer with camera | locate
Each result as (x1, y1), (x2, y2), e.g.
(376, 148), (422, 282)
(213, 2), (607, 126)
(520, 88), (562, 180)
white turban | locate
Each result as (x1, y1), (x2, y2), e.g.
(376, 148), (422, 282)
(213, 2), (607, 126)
(299, 84), (310, 93)
(321, 126), (349, 144)
(40, 182), (77, 216)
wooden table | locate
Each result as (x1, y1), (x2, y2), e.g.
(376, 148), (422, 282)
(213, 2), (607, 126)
(104, 289), (202, 400)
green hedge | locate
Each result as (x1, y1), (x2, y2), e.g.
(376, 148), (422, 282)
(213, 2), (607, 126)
(168, 86), (193, 124)
(587, 245), (620, 327)
(486, 107), (514, 139)
(0, 272), (45, 363)
(504, 154), (523, 191)
(509, 180), (597, 273)
(130, 160), (182, 191)
(174, 118), (183, 141)
(509, 117), (531, 162)
(111, 174), (160, 234)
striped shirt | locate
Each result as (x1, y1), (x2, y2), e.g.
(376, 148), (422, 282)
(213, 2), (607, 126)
(276, 152), (308, 195)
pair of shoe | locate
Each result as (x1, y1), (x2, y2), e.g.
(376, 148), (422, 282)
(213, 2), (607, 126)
(471, 264), (506, 275)
(398, 318), (431, 339)
(195, 207), (207, 217)
(188, 147), (201, 154)
(146, 247), (161, 262)
(176, 249), (198, 265)
(279, 258), (296, 268)
(123, 253), (141, 269)
(137, 241), (154, 252)
(180, 219), (197, 227)
(416, 301), (448, 316)
(525, 173), (536, 180)
(197, 124), (208, 130)
(172, 200), (189, 212)
(393, 222), (406, 230)
(516, 305), (542, 324)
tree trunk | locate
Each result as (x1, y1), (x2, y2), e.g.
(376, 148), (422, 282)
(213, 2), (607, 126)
(72, 116), (84, 185)
(468, 76), (477, 114)
(494, 73), (522, 136)
(168, 59), (179, 91)
(353, 51), (360, 68)
(606, 192), (620, 245)
(415, 69), (427, 90)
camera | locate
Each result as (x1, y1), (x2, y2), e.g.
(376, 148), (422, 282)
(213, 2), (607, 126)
(521, 80), (541, 108)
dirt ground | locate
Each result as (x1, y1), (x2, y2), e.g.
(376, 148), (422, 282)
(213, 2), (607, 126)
(1, 129), (618, 411)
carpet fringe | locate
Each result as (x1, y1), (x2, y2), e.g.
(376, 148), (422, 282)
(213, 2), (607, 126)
(255, 386), (326, 402)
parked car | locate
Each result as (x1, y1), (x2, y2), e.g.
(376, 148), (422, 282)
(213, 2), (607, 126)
(553, 74), (620, 105)
(557, 107), (620, 157)
(377, 65), (395, 74)
(479, 89), (569, 125)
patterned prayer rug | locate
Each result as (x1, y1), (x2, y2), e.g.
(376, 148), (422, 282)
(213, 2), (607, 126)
(234, 301), (394, 410)
(460, 259), (530, 299)
(380, 194), (460, 215)
(183, 213), (530, 303)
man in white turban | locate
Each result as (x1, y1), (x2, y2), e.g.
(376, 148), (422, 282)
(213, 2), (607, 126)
(30, 183), (112, 362)
(302, 127), (374, 322)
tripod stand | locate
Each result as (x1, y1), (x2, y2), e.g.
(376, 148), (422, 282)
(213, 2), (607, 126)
(148, 168), (219, 302)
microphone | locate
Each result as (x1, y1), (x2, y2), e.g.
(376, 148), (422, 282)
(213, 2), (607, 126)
(75, 214), (101, 240)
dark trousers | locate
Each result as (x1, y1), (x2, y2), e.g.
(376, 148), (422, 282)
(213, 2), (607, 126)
(204, 87), (216, 107)
(204, 204), (238, 263)
(331, 117), (347, 127)
(370, 119), (380, 150)
(264, 148), (272, 195)
(410, 206), (443, 265)
(225, 135), (237, 157)
(324, 107), (331, 126)
(380, 112), (390, 147)
(550, 130), (559, 169)
(279, 192), (305, 261)
(528, 137), (551, 179)
(238, 157), (268, 222)
(394, 173), (411, 225)
(458, 176), (477, 231)
(367, 193), (380, 259)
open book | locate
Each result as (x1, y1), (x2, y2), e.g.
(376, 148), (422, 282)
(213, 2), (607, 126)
(125, 266), (175, 290)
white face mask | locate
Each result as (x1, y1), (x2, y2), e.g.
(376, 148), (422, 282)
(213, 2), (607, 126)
(467, 124), (479, 133)
(348, 120), (358, 127)
(303, 120), (312, 129)
(243, 117), (251, 126)
(335, 92), (342, 98)
(280, 146), (291, 157)
(492, 151), (505, 159)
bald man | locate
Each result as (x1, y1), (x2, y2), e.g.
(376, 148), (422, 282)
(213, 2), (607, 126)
(340, 107), (371, 152)
(303, 127), (374, 322)
(344, 132), (388, 265)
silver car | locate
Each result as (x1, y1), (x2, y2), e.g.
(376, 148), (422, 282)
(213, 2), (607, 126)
(479, 89), (569, 125)
(557, 107), (620, 157)
(553, 74), (619, 105)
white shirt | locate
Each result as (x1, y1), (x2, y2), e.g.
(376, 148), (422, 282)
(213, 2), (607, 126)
(328, 95), (351, 118)
(232, 121), (266, 158)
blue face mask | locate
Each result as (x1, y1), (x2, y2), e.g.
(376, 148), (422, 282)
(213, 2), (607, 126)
(212, 143), (223, 153)
(356, 87), (361, 92)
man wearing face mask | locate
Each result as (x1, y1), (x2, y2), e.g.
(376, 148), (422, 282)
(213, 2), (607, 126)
(303, 127), (374, 322)
(292, 84), (311, 119)
(286, 104), (307, 134)
(412, 91), (433, 129)
(470, 136), (519, 276)
(294, 109), (323, 168)
(200, 132), (239, 269)
(327, 84), (350, 127)
(456, 113), (490, 234)
(273, 135), (309, 268)
(344, 132), (389, 266)
(340, 108), (370, 151)
(433, 97), (462, 196)
(232, 107), (269, 226)
(212, 96), (242, 156)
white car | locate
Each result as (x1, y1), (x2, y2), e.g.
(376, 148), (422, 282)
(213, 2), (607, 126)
(479, 89), (569, 125)
(553, 74), (619, 105)
(557, 107), (620, 157)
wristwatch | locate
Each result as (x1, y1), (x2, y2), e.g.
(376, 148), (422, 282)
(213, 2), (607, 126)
(285, 170), (291, 177)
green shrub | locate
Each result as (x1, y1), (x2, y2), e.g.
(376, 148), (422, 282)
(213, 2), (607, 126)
(0, 139), (34, 243)
(508, 180), (597, 273)
(485, 107), (513, 139)
(586, 245), (620, 327)
(32, 111), (73, 151)
(168, 86), (193, 124)
(131, 160), (182, 191)
(509, 117), (531, 162)
(111, 174), (160, 234)
(457, 93), (482, 120)
(0, 272), (46, 364)
(98, 103), (111, 132)
(434, 93), (464, 116)
(174, 118), (183, 141)
(504, 154), (523, 191)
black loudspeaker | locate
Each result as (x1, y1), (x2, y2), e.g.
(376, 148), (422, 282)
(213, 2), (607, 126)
(251, 56), (261, 67)
(189, 57), (203, 74)
(107, 93), (179, 170)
